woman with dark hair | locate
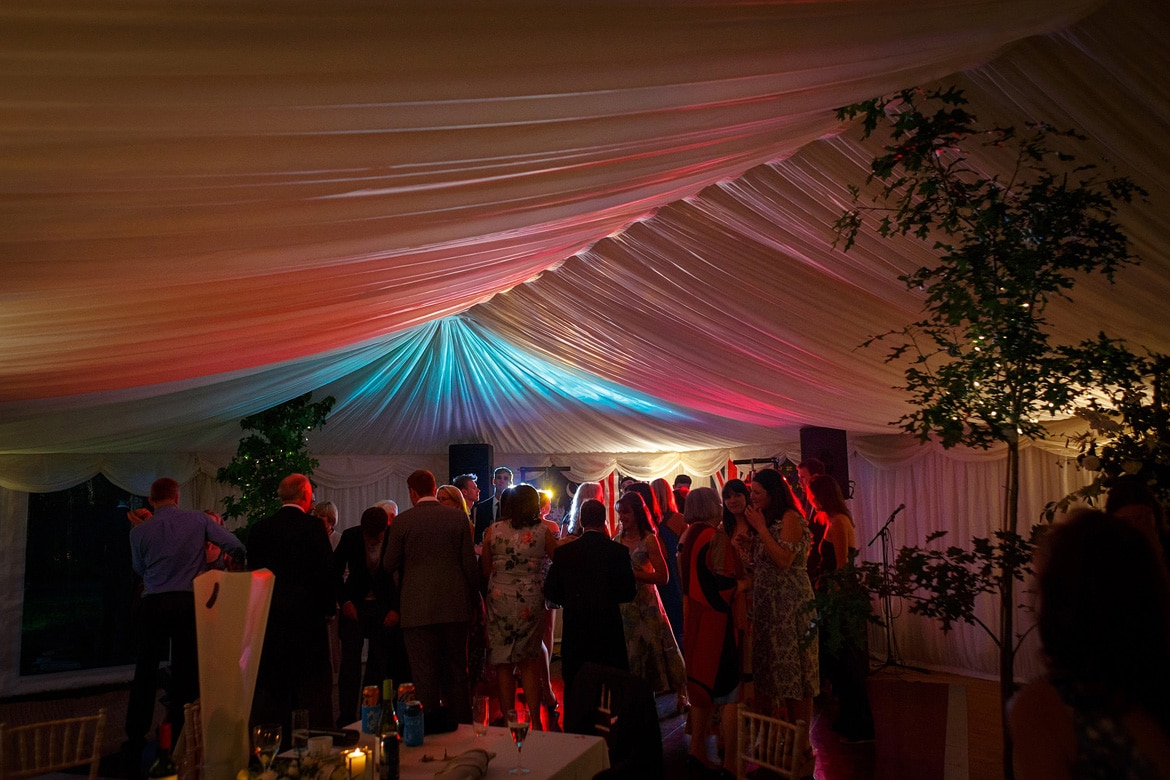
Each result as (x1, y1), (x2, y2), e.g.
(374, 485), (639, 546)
(562, 481), (605, 537)
(1010, 509), (1170, 778)
(481, 484), (558, 728)
(1105, 474), (1169, 566)
(721, 479), (755, 703)
(615, 491), (687, 701)
(744, 468), (818, 760)
(626, 482), (661, 526)
(651, 477), (686, 652)
(807, 474), (874, 743)
(722, 479), (753, 565)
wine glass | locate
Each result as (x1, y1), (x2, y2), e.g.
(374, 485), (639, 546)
(252, 723), (282, 769)
(506, 705), (531, 775)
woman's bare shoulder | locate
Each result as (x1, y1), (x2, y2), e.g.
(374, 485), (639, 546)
(1009, 680), (1075, 780)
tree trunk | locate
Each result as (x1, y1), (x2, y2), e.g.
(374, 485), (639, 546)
(1000, 438), (1020, 780)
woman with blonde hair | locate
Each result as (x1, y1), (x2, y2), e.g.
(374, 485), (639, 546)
(312, 500), (341, 550)
(437, 484), (471, 533)
(563, 481), (605, 537)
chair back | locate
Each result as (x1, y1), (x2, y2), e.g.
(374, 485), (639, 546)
(565, 663), (662, 778)
(735, 705), (808, 779)
(0, 708), (107, 780)
(174, 701), (203, 780)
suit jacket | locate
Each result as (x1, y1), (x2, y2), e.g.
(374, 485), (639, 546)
(472, 495), (497, 545)
(334, 526), (399, 614)
(543, 530), (637, 686)
(249, 504), (336, 681)
(382, 499), (480, 628)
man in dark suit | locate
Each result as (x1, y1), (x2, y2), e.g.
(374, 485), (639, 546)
(334, 505), (401, 725)
(542, 498), (637, 724)
(382, 469), (480, 726)
(472, 466), (513, 544)
(249, 473), (336, 736)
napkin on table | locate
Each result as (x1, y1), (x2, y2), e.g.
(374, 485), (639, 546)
(432, 748), (495, 779)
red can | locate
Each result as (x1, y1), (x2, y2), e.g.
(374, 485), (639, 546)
(397, 683), (415, 703)
(363, 685), (380, 706)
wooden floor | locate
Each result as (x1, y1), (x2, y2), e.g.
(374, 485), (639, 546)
(659, 667), (1004, 780)
(0, 666), (1005, 780)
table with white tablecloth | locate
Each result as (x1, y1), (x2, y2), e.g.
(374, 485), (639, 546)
(355, 723), (609, 780)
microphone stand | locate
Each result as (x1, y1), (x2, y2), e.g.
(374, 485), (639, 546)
(868, 503), (927, 674)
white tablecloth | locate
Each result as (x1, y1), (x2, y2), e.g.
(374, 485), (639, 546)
(356, 724), (609, 780)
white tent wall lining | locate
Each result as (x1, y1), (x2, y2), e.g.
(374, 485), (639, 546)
(0, 0), (1162, 693)
(0, 436), (1093, 696)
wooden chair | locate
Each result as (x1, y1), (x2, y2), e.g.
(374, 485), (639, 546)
(0, 708), (107, 780)
(735, 705), (811, 779)
(174, 702), (202, 780)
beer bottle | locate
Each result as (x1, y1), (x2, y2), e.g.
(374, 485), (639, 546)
(377, 679), (400, 780)
(148, 723), (178, 780)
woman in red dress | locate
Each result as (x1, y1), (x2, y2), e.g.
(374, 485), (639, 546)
(679, 487), (743, 776)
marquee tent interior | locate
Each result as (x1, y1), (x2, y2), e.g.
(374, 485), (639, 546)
(2, 0), (1168, 695)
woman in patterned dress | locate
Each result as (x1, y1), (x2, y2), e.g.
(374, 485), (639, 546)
(744, 468), (819, 747)
(481, 484), (558, 727)
(615, 491), (688, 697)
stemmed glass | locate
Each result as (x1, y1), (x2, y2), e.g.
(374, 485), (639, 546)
(506, 705), (531, 775)
(252, 723), (282, 769)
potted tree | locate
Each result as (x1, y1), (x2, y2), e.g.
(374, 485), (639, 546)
(217, 391), (336, 541)
(834, 85), (1144, 777)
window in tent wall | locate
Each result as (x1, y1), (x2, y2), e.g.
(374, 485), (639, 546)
(21, 474), (147, 675)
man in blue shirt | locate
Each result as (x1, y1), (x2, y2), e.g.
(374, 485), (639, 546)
(125, 477), (245, 772)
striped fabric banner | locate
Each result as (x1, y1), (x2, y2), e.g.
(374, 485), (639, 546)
(604, 471), (617, 537)
(714, 459), (738, 492)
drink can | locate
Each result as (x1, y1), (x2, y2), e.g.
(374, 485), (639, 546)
(395, 683), (415, 724)
(361, 704), (380, 734)
(361, 685), (381, 733)
(402, 700), (424, 747)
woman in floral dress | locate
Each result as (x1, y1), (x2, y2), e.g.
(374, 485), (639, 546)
(744, 468), (819, 758)
(481, 484), (558, 727)
(615, 491), (688, 699)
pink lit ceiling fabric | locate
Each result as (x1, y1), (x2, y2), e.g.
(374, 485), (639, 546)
(3, 0), (1168, 458)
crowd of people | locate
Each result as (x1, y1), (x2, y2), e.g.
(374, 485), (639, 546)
(120, 464), (840, 780)
(121, 459), (1170, 780)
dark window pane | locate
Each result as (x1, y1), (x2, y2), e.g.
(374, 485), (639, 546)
(22, 474), (147, 675)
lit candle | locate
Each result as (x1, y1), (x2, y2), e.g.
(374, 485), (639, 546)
(345, 748), (367, 780)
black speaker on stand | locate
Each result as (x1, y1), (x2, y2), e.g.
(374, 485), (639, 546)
(799, 426), (852, 498)
(449, 443), (493, 490)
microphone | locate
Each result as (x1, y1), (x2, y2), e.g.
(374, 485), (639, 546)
(870, 502), (906, 547)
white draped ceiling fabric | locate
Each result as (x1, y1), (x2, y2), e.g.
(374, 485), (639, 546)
(2, 0), (1170, 693)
